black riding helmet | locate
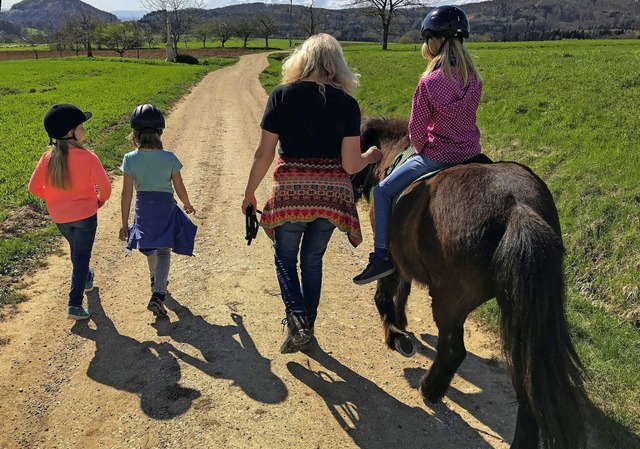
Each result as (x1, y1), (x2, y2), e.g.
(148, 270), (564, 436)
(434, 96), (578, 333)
(130, 104), (165, 130)
(420, 5), (470, 41)
(44, 104), (92, 141)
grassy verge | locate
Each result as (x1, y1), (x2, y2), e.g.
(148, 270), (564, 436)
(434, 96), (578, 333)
(0, 55), (237, 312)
(260, 39), (640, 446)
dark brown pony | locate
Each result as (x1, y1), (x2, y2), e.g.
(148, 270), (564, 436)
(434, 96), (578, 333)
(353, 117), (587, 449)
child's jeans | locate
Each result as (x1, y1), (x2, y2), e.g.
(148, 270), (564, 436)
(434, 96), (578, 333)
(56, 214), (97, 307)
(147, 248), (171, 294)
(273, 218), (336, 327)
(373, 154), (452, 254)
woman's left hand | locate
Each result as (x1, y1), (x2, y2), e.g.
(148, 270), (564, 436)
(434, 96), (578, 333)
(242, 193), (257, 215)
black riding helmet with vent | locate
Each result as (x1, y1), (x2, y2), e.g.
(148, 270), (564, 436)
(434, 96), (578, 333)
(420, 5), (470, 41)
(130, 104), (165, 131)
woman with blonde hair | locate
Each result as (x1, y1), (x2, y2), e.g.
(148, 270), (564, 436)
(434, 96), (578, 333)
(354, 5), (483, 284)
(242, 33), (382, 354)
(29, 104), (112, 320)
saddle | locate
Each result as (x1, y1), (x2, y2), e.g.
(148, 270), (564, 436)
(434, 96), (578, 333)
(387, 146), (493, 205)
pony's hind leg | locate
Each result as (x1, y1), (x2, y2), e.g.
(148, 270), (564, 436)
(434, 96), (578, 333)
(374, 272), (415, 357)
(420, 292), (469, 403)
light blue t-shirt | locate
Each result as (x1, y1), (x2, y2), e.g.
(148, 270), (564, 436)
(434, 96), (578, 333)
(121, 149), (183, 193)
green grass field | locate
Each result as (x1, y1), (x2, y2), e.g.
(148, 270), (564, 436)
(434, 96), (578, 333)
(0, 55), (236, 297)
(263, 39), (640, 446)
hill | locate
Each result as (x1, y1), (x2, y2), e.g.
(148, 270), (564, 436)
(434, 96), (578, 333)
(0, 0), (638, 44)
(1, 0), (118, 31)
(139, 0), (639, 42)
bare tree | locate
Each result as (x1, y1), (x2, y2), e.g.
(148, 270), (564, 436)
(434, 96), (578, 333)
(55, 17), (85, 56)
(211, 19), (234, 48)
(140, 0), (205, 55)
(192, 20), (214, 48)
(256, 13), (281, 50)
(351, 0), (426, 50)
(23, 32), (46, 59)
(76, 11), (100, 57)
(300, 2), (318, 38)
(232, 17), (256, 49)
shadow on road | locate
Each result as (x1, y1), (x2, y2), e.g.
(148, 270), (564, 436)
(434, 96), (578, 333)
(288, 345), (496, 449)
(404, 332), (516, 445)
(71, 288), (201, 419)
(151, 295), (288, 404)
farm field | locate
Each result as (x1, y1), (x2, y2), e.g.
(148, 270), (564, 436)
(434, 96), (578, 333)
(0, 39), (638, 448)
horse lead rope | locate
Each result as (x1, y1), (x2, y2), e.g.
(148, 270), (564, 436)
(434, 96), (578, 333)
(245, 205), (262, 245)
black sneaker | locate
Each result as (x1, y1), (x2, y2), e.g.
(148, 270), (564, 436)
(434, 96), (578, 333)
(147, 292), (168, 316)
(280, 313), (311, 354)
(353, 253), (396, 285)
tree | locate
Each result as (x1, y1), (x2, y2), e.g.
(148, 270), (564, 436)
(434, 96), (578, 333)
(211, 19), (234, 48)
(23, 31), (46, 59)
(256, 13), (281, 50)
(140, 0), (205, 55)
(98, 22), (138, 57)
(350, 0), (425, 50)
(300, 3), (319, 38)
(232, 17), (256, 49)
(192, 20), (214, 48)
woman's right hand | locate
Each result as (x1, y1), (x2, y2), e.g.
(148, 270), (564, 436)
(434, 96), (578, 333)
(366, 146), (384, 164)
(118, 225), (128, 241)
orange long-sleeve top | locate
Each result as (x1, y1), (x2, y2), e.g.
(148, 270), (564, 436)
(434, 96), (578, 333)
(28, 148), (112, 224)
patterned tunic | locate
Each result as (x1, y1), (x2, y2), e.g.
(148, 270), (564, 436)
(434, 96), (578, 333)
(259, 157), (362, 247)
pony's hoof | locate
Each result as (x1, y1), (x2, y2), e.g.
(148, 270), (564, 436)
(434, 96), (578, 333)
(393, 334), (417, 357)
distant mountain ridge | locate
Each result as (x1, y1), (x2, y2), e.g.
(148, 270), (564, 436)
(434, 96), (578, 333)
(1, 0), (118, 29)
(1, 0), (638, 42)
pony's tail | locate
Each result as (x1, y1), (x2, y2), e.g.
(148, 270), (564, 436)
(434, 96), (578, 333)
(493, 204), (586, 449)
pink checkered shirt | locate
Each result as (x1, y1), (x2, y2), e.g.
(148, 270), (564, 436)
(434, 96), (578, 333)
(408, 68), (482, 163)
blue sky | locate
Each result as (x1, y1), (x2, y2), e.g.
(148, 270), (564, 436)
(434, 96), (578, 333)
(3, 0), (481, 13)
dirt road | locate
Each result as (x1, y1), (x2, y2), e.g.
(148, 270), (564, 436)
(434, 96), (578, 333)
(1, 53), (522, 449)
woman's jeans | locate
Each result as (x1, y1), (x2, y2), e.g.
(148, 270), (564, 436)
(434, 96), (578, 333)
(373, 154), (452, 254)
(56, 214), (97, 307)
(147, 248), (171, 294)
(274, 218), (336, 327)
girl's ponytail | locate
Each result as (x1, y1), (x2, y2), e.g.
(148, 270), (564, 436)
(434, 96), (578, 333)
(421, 38), (480, 88)
(46, 141), (72, 190)
(45, 139), (87, 190)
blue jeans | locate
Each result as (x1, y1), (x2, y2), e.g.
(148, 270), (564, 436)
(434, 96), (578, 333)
(56, 214), (97, 307)
(273, 218), (336, 327)
(373, 155), (452, 253)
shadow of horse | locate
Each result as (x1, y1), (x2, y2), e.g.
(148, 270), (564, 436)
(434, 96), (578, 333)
(401, 332), (518, 443)
(71, 288), (200, 419)
(288, 345), (502, 449)
(150, 295), (287, 404)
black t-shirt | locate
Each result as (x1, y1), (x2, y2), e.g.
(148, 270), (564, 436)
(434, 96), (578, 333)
(260, 81), (361, 158)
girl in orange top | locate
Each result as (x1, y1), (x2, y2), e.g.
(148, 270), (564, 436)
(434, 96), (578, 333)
(29, 104), (112, 320)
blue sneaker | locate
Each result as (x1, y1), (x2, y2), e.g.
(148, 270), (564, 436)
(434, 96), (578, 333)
(67, 306), (90, 320)
(84, 268), (94, 293)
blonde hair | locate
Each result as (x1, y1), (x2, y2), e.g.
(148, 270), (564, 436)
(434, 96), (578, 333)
(46, 139), (86, 190)
(421, 37), (480, 88)
(281, 33), (360, 93)
(128, 129), (164, 150)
